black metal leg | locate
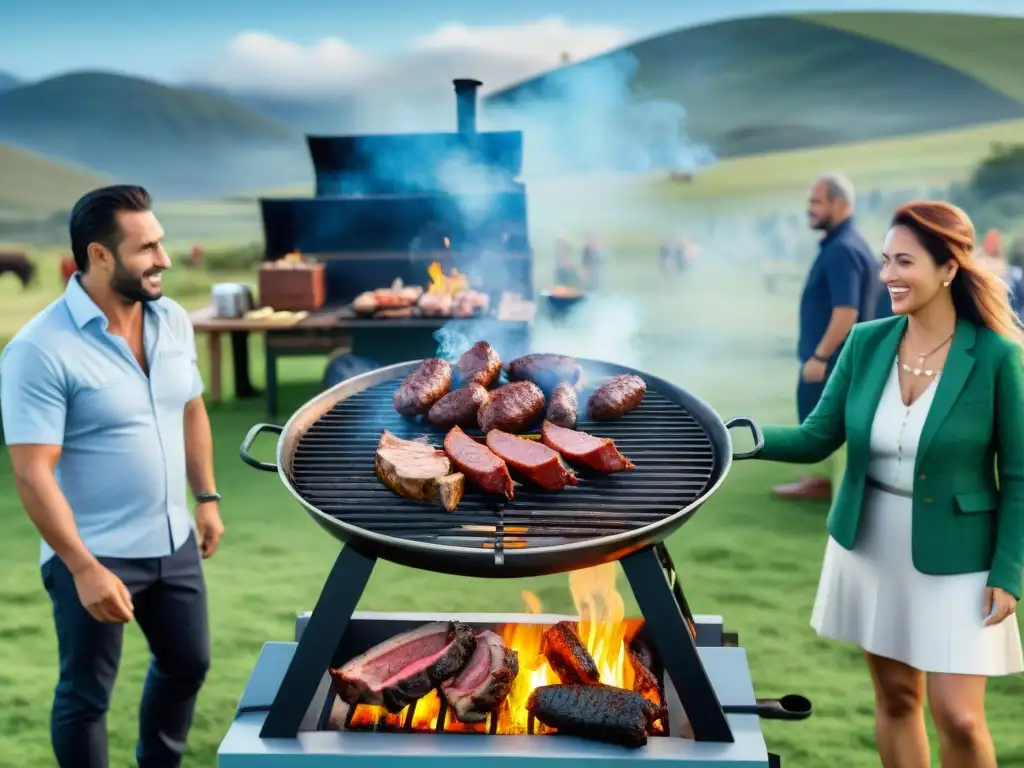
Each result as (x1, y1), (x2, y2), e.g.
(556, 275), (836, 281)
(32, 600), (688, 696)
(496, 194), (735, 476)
(621, 546), (734, 743)
(265, 342), (278, 418)
(231, 331), (259, 398)
(260, 546), (376, 738)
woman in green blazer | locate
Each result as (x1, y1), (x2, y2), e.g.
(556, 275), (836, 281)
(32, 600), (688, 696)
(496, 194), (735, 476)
(757, 201), (1022, 768)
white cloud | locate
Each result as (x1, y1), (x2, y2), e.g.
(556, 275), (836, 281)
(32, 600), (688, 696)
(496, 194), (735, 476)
(191, 18), (631, 99)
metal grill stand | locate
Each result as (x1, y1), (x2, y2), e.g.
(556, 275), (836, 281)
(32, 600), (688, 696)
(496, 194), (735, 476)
(259, 541), (733, 742)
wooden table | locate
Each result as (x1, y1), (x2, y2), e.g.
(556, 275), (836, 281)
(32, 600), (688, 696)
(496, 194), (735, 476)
(189, 306), (353, 412)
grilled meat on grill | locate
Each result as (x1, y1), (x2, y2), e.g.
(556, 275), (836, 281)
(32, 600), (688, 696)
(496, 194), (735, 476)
(440, 630), (520, 723)
(587, 374), (647, 421)
(393, 358), (453, 417)
(545, 382), (578, 428)
(526, 684), (667, 747)
(541, 621), (600, 685)
(485, 430), (577, 491)
(330, 621), (476, 713)
(427, 383), (490, 430)
(444, 425), (515, 499)
(456, 341), (502, 388)
(626, 647), (661, 699)
(477, 381), (546, 433)
(506, 353), (582, 396)
(375, 448), (465, 512)
(541, 421), (635, 474)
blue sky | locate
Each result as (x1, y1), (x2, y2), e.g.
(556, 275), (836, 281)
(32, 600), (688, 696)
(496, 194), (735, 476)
(2, 0), (1023, 82)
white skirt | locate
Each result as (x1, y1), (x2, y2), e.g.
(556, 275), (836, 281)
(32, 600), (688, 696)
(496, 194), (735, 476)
(811, 485), (1023, 676)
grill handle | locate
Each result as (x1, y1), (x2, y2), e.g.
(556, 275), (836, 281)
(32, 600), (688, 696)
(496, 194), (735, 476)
(239, 423), (284, 472)
(725, 416), (764, 460)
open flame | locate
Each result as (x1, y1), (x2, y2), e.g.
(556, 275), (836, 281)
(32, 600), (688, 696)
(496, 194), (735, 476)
(426, 261), (469, 296)
(346, 563), (658, 735)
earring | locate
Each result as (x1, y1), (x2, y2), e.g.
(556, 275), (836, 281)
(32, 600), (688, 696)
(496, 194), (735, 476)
(943, 281), (950, 287)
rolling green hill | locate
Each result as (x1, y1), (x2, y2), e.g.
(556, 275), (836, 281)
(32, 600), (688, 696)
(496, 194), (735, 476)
(802, 12), (1024, 103)
(486, 13), (1024, 161)
(0, 72), (313, 199)
(0, 142), (109, 219)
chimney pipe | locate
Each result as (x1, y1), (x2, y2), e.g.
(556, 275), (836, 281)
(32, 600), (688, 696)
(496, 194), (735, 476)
(453, 78), (482, 135)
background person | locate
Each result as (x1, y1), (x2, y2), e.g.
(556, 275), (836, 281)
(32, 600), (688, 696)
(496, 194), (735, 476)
(773, 172), (880, 501)
(0, 185), (224, 768)
(752, 201), (1022, 768)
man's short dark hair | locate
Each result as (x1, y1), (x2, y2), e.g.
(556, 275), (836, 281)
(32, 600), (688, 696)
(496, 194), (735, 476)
(69, 185), (152, 273)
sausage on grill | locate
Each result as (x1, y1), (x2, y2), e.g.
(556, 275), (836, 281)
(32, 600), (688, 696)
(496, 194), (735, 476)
(393, 358), (453, 417)
(506, 354), (582, 395)
(542, 622), (599, 685)
(587, 374), (646, 421)
(427, 383), (490, 430)
(456, 341), (502, 388)
(526, 684), (666, 747)
(477, 381), (545, 433)
(545, 382), (578, 428)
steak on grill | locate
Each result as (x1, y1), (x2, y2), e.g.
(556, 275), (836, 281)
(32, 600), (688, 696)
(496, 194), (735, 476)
(587, 374), (647, 420)
(393, 358), (453, 417)
(440, 630), (520, 723)
(485, 430), (577, 491)
(443, 425), (515, 499)
(542, 621), (600, 685)
(545, 382), (578, 428)
(375, 431), (465, 511)
(427, 383), (490, 430)
(526, 684), (667, 747)
(456, 341), (502, 388)
(477, 381), (546, 433)
(541, 421), (635, 474)
(506, 353), (582, 396)
(330, 621), (476, 713)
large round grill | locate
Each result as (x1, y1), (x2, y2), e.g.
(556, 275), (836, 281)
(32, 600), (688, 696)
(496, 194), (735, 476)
(241, 358), (761, 578)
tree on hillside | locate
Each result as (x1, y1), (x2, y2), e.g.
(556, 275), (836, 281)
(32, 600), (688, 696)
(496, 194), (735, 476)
(949, 142), (1024, 234)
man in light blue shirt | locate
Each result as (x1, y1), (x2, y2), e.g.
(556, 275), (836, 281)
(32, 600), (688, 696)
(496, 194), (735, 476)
(0, 185), (225, 768)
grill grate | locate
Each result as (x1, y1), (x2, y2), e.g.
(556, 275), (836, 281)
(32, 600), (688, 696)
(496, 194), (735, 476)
(291, 377), (716, 552)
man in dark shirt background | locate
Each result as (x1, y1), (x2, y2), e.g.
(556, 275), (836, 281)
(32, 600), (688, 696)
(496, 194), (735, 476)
(773, 172), (880, 501)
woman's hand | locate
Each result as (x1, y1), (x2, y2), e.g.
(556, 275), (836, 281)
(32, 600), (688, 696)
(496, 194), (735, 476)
(983, 586), (1018, 626)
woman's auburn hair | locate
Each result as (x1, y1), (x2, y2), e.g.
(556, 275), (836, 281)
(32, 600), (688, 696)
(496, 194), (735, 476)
(891, 200), (1024, 347)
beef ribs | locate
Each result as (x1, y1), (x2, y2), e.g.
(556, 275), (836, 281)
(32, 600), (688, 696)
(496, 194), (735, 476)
(541, 421), (635, 474)
(443, 425), (515, 499)
(526, 684), (667, 747)
(545, 382), (578, 428)
(541, 621), (600, 685)
(440, 630), (520, 723)
(330, 621), (476, 713)
(587, 374), (647, 420)
(393, 358), (453, 417)
(477, 381), (546, 433)
(427, 383), (490, 430)
(506, 353), (582, 395)
(485, 429), (577, 491)
(456, 341), (502, 388)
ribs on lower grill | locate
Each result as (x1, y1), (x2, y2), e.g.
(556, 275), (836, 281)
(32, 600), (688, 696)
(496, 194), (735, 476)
(527, 684), (667, 747)
(330, 621), (476, 713)
(440, 630), (520, 723)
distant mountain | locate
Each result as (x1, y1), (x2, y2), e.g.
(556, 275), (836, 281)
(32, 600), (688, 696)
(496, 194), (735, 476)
(0, 71), (21, 93)
(186, 84), (357, 135)
(0, 142), (109, 218)
(486, 12), (1024, 163)
(0, 72), (314, 198)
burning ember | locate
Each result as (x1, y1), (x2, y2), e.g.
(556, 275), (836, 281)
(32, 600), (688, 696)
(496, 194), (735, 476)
(426, 261), (469, 296)
(343, 563), (664, 737)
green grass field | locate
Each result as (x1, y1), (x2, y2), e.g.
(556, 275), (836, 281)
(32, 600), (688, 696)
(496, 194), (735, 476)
(0, 247), (1021, 767)
(0, 143), (109, 219)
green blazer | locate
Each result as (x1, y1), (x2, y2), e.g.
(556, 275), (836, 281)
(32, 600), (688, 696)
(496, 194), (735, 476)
(759, 315), (1024, 600)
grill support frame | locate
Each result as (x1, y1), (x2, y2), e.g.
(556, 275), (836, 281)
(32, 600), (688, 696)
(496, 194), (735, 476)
(258, 542), (734, 743)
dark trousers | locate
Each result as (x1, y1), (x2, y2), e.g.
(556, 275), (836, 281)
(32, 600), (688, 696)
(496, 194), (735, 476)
(41, 532), (210, 768)
(796, 356), (838, 424)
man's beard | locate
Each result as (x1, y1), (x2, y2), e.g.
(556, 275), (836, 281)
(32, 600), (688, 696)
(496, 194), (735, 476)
(110, 258), (162, 303)
(809, 214), (834, 232)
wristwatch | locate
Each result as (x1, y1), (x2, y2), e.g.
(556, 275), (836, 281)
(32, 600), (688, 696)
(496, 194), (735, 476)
(195, 492), (221, 504)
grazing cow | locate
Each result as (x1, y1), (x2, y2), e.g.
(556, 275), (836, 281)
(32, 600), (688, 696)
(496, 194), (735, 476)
(0, 249), (36, 289)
